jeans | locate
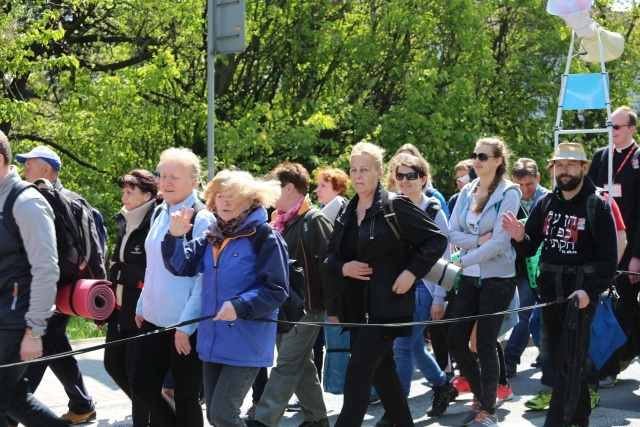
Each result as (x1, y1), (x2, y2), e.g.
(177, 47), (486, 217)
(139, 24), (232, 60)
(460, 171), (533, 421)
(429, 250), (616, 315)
(17, 313), (94, 414)
(203, 363), (260, 427)
(393, 284), (446, 396)
(104, 312), (149, 427)
(253, 310), (327, 427)
(335, 326), (413, 427)
(504, 278), (536, 366)
(529, 306), (541, 348)
(131, 321), (203, 427)
(448, 276), (517, 413)
(0, 329), (67, 427)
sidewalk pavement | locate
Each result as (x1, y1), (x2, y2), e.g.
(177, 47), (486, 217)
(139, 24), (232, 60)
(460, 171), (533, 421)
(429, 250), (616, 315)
(31, 338), (640, 426)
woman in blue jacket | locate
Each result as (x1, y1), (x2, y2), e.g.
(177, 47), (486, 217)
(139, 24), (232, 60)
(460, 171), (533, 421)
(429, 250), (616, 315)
(162, 169), (289, 427)
(448, 137), (520, 427)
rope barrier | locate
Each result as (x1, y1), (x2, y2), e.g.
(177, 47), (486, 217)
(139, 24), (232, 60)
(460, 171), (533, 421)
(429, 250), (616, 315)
(0, 298), (567, 369)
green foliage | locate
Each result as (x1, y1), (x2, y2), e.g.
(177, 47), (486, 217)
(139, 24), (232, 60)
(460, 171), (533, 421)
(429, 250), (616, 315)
(1, 0), (639, 249)
(66, 316), (105, 340)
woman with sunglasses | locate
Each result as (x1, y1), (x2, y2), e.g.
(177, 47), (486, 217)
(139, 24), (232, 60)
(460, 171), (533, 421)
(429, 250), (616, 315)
(387, 153), (459, 417)
(325, 141), (447, 427)
(447, 137), (520, 427)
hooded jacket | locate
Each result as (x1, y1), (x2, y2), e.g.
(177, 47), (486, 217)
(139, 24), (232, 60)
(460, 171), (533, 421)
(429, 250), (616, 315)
(449, 178), (521, 280)
(325, 184), (447, 321)
(512, 176), (618, 302)
(162, 207), (289, 367)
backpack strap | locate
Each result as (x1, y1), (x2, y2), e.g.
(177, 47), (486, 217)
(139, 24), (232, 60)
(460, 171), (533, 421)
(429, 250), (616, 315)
(250, 222), (272, 255)
(424, 201), (441, 222)
(381, 191), (402, 242)
(3, 181), (38, 242)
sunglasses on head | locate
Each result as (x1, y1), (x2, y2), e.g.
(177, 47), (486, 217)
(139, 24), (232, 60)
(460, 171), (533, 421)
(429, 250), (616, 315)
(395, 171), (420, 181)
(612, 124), (631, 130)
(470, 152), (496, 161)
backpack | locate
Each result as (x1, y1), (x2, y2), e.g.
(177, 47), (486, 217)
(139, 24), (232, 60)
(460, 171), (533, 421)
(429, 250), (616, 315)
(152, 199), (205, 241)
(4, 180), (107, 286)
(251, 216), (312, 334)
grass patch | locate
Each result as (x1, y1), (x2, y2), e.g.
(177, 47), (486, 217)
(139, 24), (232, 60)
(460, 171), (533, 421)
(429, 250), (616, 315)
(67, 316), (106, 340)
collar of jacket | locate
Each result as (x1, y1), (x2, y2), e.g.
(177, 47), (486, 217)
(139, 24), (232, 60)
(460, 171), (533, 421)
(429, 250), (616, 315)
(339, 183), (387, 226)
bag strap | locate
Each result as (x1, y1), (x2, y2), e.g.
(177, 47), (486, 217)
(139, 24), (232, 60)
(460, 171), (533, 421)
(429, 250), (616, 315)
(3, 181), (37, 242)
(382, 191), (402, 242)
(250, 222), (272, 255)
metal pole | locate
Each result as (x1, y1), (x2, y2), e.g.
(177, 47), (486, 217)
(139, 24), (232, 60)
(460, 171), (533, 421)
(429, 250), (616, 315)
(207, 0), (215, 181)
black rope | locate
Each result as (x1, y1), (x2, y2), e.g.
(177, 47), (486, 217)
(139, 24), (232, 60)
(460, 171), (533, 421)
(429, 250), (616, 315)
(0, 299), (566, 369)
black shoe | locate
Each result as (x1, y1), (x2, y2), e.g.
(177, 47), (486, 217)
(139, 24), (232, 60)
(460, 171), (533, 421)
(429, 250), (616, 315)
(245, 421), (268, 427)
(298, 419), (330, 427)
(531, 353), (541, 368)
(506, 362), (517, 378)
(427, 382), (459, 417)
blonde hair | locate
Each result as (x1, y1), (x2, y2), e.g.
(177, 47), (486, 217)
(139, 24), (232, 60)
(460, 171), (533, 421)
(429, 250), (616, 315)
(351, 141), (386, 171)
(454, 159), (473, 173)
(204, 169), (281, 212)
(158, 147), (202, 182)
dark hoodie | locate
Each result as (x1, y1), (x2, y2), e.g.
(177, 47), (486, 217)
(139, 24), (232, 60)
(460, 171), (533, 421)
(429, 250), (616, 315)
(512, 175), (617, 303)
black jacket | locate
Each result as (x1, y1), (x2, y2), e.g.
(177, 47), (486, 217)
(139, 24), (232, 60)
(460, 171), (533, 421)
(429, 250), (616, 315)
(588, 144), (640, 265)
(325, 184), (447, 321)
(512, 176), (618, 303)
(109, 205), (154, 330)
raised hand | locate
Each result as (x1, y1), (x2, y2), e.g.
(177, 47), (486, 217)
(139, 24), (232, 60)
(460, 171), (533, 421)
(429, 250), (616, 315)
(169, 205), (195, 238)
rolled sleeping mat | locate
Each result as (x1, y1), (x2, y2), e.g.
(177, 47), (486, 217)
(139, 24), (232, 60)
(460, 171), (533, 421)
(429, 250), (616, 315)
(56, 279), (116, 321)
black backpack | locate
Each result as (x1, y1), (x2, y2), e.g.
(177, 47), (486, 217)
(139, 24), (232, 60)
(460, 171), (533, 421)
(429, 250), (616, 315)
(4, 180), (107, 286)
(251, 222), (307, 334)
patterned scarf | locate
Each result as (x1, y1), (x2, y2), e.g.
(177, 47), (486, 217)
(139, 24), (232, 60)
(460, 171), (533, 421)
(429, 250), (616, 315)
(272, 196), (306, 234)
(207, 208), (254, 248)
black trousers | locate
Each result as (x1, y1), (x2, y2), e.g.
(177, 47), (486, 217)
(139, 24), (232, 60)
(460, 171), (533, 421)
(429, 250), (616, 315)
(131, 321), (203, 427)
(104, 312), (151, 427)
(335, 325), (413, 427)
(543, 302), (595, 427)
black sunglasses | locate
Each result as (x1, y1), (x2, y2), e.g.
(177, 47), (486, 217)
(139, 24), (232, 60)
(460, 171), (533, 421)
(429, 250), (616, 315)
(470, 152), (496, 161)
(612, 124), (631, 130)
(396, 172), (420, 181)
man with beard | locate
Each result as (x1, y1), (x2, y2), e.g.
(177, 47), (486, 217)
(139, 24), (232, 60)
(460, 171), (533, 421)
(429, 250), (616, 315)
(502, 142), (618, 427)
(588, 106), (640, 388)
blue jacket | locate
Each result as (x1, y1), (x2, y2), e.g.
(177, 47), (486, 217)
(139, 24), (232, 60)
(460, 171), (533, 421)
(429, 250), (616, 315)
(162, 207), (289, 367)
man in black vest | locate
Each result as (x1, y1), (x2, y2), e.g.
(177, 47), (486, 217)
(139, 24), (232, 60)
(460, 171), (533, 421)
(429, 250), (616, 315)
(588, 106), (640, 388)
(0, 131), (67, 427)
(10, 146), (97, 425)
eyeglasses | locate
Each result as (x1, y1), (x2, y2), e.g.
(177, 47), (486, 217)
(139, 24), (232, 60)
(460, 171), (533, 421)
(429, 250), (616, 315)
(612, 124), (631, 130)
(470, 152), (496, 161)
(395, 172), (420, 181)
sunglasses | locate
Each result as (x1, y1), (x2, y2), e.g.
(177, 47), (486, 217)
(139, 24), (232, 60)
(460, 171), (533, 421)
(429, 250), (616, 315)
(396, 172), (420, 181)
(612, 124), (631, 130)
(470, 152), (496, 161)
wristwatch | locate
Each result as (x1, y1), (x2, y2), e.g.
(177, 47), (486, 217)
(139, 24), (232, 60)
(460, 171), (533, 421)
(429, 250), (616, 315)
(25, 328), (42, 339)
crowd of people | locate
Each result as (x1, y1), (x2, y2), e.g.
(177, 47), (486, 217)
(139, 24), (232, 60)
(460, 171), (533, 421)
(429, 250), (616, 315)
(0, 105), (639, 427)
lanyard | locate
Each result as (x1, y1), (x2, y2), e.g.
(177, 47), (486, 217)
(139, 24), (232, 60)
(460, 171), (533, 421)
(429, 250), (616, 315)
(612, 143), (637, 183)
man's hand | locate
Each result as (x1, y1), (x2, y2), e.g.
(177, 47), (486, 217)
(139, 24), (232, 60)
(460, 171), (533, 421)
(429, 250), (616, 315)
(629, 257), (640, 284)
(174, 330), (192, 355)
(391, 270), (416, 295)
(342, 261), (372, 280)
(501, 211), (526, 242)
(327, 316), (339, 323)
(20, 335), (43, 361)
(568, 289), (590, 309)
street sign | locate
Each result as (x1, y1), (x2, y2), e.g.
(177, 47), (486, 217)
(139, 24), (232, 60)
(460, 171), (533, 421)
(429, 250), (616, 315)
(212, 0), (246, 54)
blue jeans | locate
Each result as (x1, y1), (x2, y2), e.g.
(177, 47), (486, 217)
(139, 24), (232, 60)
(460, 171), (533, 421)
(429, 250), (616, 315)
(393, 284), (446, 396)
(504, 278), (536, 366)
(529, 306), (541, 348)
(0, 329), (67, 427)
(203, 363), (260, 427)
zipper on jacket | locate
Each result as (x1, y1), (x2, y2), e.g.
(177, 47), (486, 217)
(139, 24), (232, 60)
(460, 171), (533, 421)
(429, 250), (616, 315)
(11, 282), (18, 310)
(369, 216), (375, 240)
(300, 236), (312, 309)
(365, 312), (369, 324)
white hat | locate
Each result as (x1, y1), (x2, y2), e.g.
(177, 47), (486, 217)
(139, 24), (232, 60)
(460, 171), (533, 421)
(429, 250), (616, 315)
(16, 146), (61, 171)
